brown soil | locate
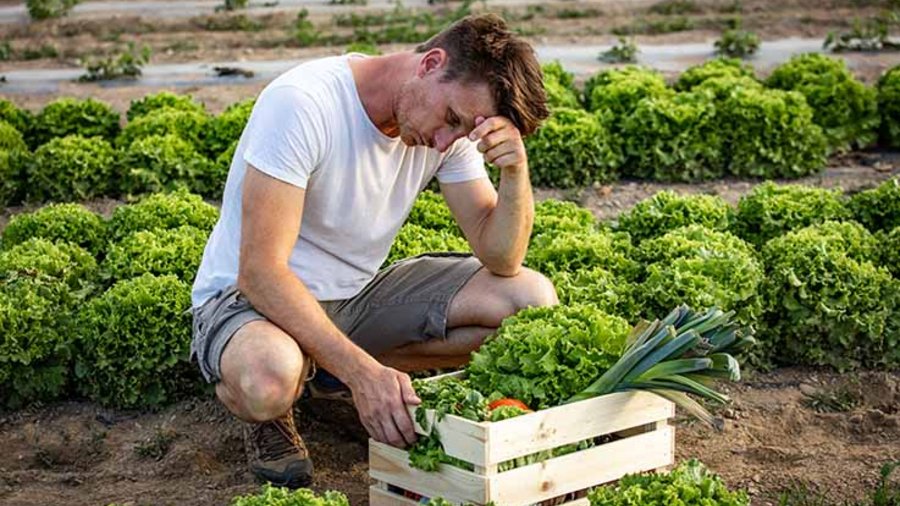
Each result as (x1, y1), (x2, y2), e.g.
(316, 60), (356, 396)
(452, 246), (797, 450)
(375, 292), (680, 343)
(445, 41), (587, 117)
(0, 0), (896, 84)
(1, 1), (900, 504)
(0, 397), (372, 506)
(0, 369), (897, 506)
(0, 0), (897, 113)
(677, 369), (900, 504)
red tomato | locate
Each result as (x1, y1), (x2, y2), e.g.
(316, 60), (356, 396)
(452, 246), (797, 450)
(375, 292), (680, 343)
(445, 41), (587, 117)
(488, 398), (531, 411)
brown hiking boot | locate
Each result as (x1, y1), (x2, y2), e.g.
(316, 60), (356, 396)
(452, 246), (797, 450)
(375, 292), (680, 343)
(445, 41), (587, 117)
(243, 409), (314, 488)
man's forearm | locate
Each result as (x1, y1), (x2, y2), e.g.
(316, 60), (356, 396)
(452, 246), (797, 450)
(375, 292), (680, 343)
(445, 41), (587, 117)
(238, 264), (379, 386)
(476, 166), (534, 276)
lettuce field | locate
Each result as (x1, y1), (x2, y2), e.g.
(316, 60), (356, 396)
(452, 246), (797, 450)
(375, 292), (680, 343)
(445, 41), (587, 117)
(1, 0), (900, 504)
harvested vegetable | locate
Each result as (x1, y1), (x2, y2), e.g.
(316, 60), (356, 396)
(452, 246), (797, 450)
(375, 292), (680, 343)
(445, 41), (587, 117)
(569, 305), (754, 430)
(488, 398), (530, 412)
(467, 304), (630, 410)
(408, 304), (753, 473)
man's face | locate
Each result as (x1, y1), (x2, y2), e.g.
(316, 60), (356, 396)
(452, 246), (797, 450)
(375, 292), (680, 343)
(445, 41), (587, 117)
(396, 64), (497, 153)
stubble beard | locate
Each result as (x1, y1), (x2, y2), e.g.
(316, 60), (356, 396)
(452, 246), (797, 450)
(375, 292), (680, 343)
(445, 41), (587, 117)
(396, 81), (422, 146)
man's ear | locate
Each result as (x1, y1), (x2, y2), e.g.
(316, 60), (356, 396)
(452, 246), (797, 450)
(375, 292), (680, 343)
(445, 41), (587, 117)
(416, 48), (448, 78)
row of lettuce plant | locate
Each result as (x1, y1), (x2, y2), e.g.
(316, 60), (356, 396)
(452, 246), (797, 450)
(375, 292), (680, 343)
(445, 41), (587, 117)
(0, 93), (253, 206)
(1, 176), (897, 409)
(0, 191), (216, 408)
(399, 179), (900, 374)
(537, 55), (898, 186)
(1, 56), (898, 207)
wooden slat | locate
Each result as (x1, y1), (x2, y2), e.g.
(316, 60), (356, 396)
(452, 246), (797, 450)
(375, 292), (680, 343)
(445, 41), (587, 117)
(407, 406), (489, 467)
(369, 440), (487, 504)
(473, 464), (498, 476)
(369, 485), (592, 506)
(489, 426), (675, 506)
(410, 375), (673, 467)
(369, 485), (421, 506)
(424, 370), (467, 381)
(484, 391), (674, 464)
(656, 420), (674, 473)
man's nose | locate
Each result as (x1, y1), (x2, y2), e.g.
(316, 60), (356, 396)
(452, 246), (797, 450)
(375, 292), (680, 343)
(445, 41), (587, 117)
(433, 129), (462, 153)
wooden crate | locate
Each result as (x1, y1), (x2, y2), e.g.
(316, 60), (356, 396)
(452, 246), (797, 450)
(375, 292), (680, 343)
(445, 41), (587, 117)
(368, 372), (675, 506)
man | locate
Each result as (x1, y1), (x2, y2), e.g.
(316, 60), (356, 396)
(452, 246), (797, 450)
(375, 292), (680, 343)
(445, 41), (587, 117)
(190, 13), (557, 488)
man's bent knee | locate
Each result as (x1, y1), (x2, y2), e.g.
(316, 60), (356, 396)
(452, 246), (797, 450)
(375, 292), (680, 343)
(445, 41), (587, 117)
(230, 371), (298, 422)
(513, 268), (559, 310)
(218, 322), (306, 422)
(449, 266), (559, 329)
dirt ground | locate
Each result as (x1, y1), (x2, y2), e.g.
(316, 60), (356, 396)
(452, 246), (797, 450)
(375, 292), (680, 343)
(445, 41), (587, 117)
(0, 368), (897, 506)
(0, 0), (897, 88)
(1, 0), (898, 112)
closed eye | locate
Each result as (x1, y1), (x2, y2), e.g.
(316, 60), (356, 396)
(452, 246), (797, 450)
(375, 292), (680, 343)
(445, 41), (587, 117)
(447, 108), (461, 129)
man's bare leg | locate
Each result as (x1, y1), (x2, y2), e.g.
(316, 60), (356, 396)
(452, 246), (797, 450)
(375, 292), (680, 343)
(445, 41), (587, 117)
(375, 266), (558, 372)
(217, 320), (311, 422)
(216, 319), (314, 488)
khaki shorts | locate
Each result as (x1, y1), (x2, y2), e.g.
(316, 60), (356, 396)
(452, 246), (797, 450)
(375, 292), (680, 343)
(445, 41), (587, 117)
(190, 253), (483, 383)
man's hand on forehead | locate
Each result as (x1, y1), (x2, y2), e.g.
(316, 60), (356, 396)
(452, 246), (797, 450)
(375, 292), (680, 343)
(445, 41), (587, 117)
(467, 116), (528, 172)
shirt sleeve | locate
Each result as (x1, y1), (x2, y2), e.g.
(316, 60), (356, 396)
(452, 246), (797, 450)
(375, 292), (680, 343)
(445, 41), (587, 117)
(434, 137), (488, 184)
(241, 85), (328, 189)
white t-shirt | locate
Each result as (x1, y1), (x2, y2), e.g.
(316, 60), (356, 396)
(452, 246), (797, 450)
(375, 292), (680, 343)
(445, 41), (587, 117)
(191, 54), (487, 307)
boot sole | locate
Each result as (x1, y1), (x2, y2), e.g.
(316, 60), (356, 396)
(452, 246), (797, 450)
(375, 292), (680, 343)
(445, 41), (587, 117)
(251, 460), (314, 489)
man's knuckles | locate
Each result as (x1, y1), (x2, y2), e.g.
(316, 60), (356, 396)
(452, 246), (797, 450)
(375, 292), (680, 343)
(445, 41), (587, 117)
(470, 116), (510, 140)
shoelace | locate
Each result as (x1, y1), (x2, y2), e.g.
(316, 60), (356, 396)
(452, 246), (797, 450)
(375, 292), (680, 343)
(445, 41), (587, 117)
(253, 413), (303, 461)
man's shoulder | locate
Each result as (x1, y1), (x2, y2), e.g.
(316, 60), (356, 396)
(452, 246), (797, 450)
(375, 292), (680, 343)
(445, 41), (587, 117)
(254, 55), (356, 123)
(266, 55), (352, 97)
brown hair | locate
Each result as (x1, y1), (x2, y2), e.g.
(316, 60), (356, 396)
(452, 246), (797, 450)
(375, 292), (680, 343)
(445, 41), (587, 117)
(416, 14), (549, 136)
